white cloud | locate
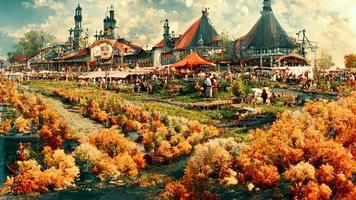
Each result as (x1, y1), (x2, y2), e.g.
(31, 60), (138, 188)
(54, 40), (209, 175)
(22, 0), (65, 10)
(35, 0), (64, 9)
(21, 2), (32, 8)
(2, 0), (356, 66)
(271, 0), (356, 67)
(185, 0), (194, 7)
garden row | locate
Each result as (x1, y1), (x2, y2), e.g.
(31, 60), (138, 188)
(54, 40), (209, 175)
(0, 79), (225, 195)
(0, 78), (146, 194)
(161, 92), (356, 200)
(23, 80), (222, 162)
(52, 85), (221, 164)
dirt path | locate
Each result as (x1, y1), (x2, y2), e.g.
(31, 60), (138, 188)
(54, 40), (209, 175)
(41, 96), (104, 134)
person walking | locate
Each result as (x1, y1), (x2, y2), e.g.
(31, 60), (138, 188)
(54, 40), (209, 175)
(212, 76), (218, 97)
(262, 89), (268, 104)
(204, 74), (212, 98)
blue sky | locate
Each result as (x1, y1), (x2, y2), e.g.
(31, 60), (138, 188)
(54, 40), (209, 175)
(0, 0), (355, 66)
(0, 0), (53, 27)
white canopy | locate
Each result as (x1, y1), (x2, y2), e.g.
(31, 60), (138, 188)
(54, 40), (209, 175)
(78, 70), (153, 79)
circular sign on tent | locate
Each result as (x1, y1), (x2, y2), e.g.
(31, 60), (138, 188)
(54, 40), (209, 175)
(91, 42), (113, 60)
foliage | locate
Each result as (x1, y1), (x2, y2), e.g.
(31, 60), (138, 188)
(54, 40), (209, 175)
(212, 30), (235, 60)
(0, 78), (71, 148)
(316, 51), (335, 70)
(85, 100), (109, 123)
(303, 94), (356, 157)
(36, 81), (222, 162)
(231, 77), (247, 100)
(276, 93), (296, 106)
(161, 138), (240, 199)
(163, 92), (356, 199)
(26, 80), (216, 124)
(344, 54), (356, 68)
(53, 89), (84, 106)
(1, 120), (12, 134)
(3, 148), (79, 194)
(38, 109), (71, 149)
(15, 117), (31, 134)
(7, 30), (55, 61)
(74, 127), (146, 179)
(300, 181), (332, 200)
(284, 162), (316, 183)
(0, 78), (80, 195)
(317, 80), (330, 91)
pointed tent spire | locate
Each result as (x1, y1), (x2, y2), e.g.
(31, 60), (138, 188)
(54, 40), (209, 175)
(202, 8), (209, 16)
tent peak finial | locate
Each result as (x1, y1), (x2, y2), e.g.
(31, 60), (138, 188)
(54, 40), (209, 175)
(263, 0), (272, 12)
(202, 8), (209, 16)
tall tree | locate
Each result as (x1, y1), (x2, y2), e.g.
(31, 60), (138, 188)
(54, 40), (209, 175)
(7, 30), (55, 60)
(344, 54), (356, 68)
(316, 51), (335, 70)
(211, 30), (235, 60)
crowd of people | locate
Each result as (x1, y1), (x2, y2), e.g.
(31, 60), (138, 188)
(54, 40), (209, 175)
(198, 73), (219, 98)
(2, 67), (355, 102)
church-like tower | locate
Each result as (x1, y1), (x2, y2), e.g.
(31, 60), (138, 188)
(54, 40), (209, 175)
(69, 4), (83, 50)
(163, 19), (170, 40)
(95, 5), (117, 40)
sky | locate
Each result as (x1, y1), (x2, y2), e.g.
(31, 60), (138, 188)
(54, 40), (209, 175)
(0, 0), (355, 67)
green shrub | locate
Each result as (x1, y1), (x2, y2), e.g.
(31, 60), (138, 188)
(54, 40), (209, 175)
(231, 78), (247, 100)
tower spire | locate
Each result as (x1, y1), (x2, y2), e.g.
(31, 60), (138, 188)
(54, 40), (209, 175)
(102, 5), (117, 39)
(263, 0), (272, 12)
(163, 19), (170, 40)
(70, 4), (83, 50)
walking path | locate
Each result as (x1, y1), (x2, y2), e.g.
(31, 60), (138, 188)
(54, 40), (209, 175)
(20, 85), (104, 133)
(41, 96), (104, 134)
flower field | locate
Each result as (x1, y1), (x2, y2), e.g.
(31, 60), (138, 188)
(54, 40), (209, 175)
(25, 80), (215, 124)
(161, 92), (356, 199)
(0, 79), (146, 194)
(1, 78), (355, 199)
(54, 87), (221, 163)
(26, 81), (222, 163)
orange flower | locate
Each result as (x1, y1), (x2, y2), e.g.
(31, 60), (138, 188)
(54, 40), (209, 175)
(15, 117), (31, 134)
(1, 120), (12, 134)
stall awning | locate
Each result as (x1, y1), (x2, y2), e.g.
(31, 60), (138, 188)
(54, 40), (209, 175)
(78, 70), (153, 79)
(170, 52), (216, 68)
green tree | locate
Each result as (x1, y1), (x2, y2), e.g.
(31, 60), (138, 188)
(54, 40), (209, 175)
(316, 51), (335, 70)
(344, 54), (356, 68)
(211, 30), (235, 60)
(7, 30), (55, 61)
(231, 77), (247, 100)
